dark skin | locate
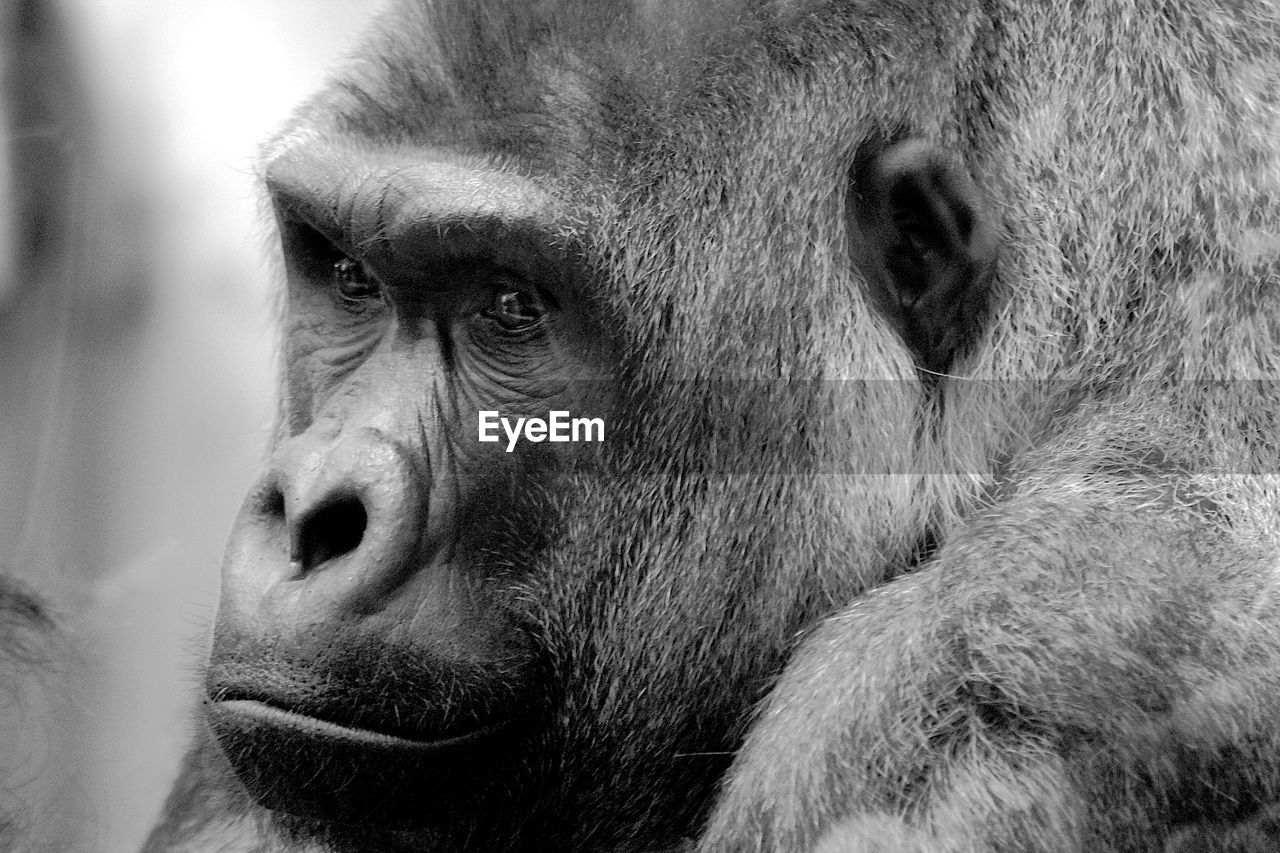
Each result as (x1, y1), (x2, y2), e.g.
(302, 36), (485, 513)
(146, 1), (1280, 851)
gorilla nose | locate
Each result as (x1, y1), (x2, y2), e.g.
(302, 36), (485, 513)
(238, 428), (429, 615)
(290, 490), (368, 574)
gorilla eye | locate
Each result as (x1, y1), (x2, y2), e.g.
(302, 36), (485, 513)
(486, 284), (546, 332)
(332, 256), (382, 303)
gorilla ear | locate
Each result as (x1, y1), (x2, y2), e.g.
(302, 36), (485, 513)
(846, 139), (998, 375)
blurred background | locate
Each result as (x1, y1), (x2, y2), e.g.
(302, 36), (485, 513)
(1, 0), (380, 849)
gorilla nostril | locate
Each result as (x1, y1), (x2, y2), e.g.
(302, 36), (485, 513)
(296, 495), (368, 573)
(261, 487), (286, 521)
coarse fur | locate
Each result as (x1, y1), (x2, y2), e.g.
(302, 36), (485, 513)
(0, 578), (62, 853)
(146, 1), (1280, 852)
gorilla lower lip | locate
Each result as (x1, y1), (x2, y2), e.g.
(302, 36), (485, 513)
(211, 699), (503, 750)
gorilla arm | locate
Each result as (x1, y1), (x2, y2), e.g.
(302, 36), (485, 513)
(701, 404), (1280, 853)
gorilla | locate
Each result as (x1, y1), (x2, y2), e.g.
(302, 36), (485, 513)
(145, 0), (1280, 851)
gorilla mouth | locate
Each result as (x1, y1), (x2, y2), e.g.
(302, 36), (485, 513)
(209, 697), (508, 750)
(206, 689), (525, 825)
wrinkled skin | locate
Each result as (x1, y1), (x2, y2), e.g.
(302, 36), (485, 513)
(146, 1), (1280, 852)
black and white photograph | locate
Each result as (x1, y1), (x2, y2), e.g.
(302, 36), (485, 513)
(3, 1), (1280, 851)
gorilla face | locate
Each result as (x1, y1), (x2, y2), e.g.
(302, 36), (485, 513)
(202, 145), (874, 845)
(150, 1), (1280, 852)
(202, 2), (977, 846)
(207, 157), (613, 827)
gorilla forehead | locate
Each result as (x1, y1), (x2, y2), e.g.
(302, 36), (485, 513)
(280, 0), (968, 164)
